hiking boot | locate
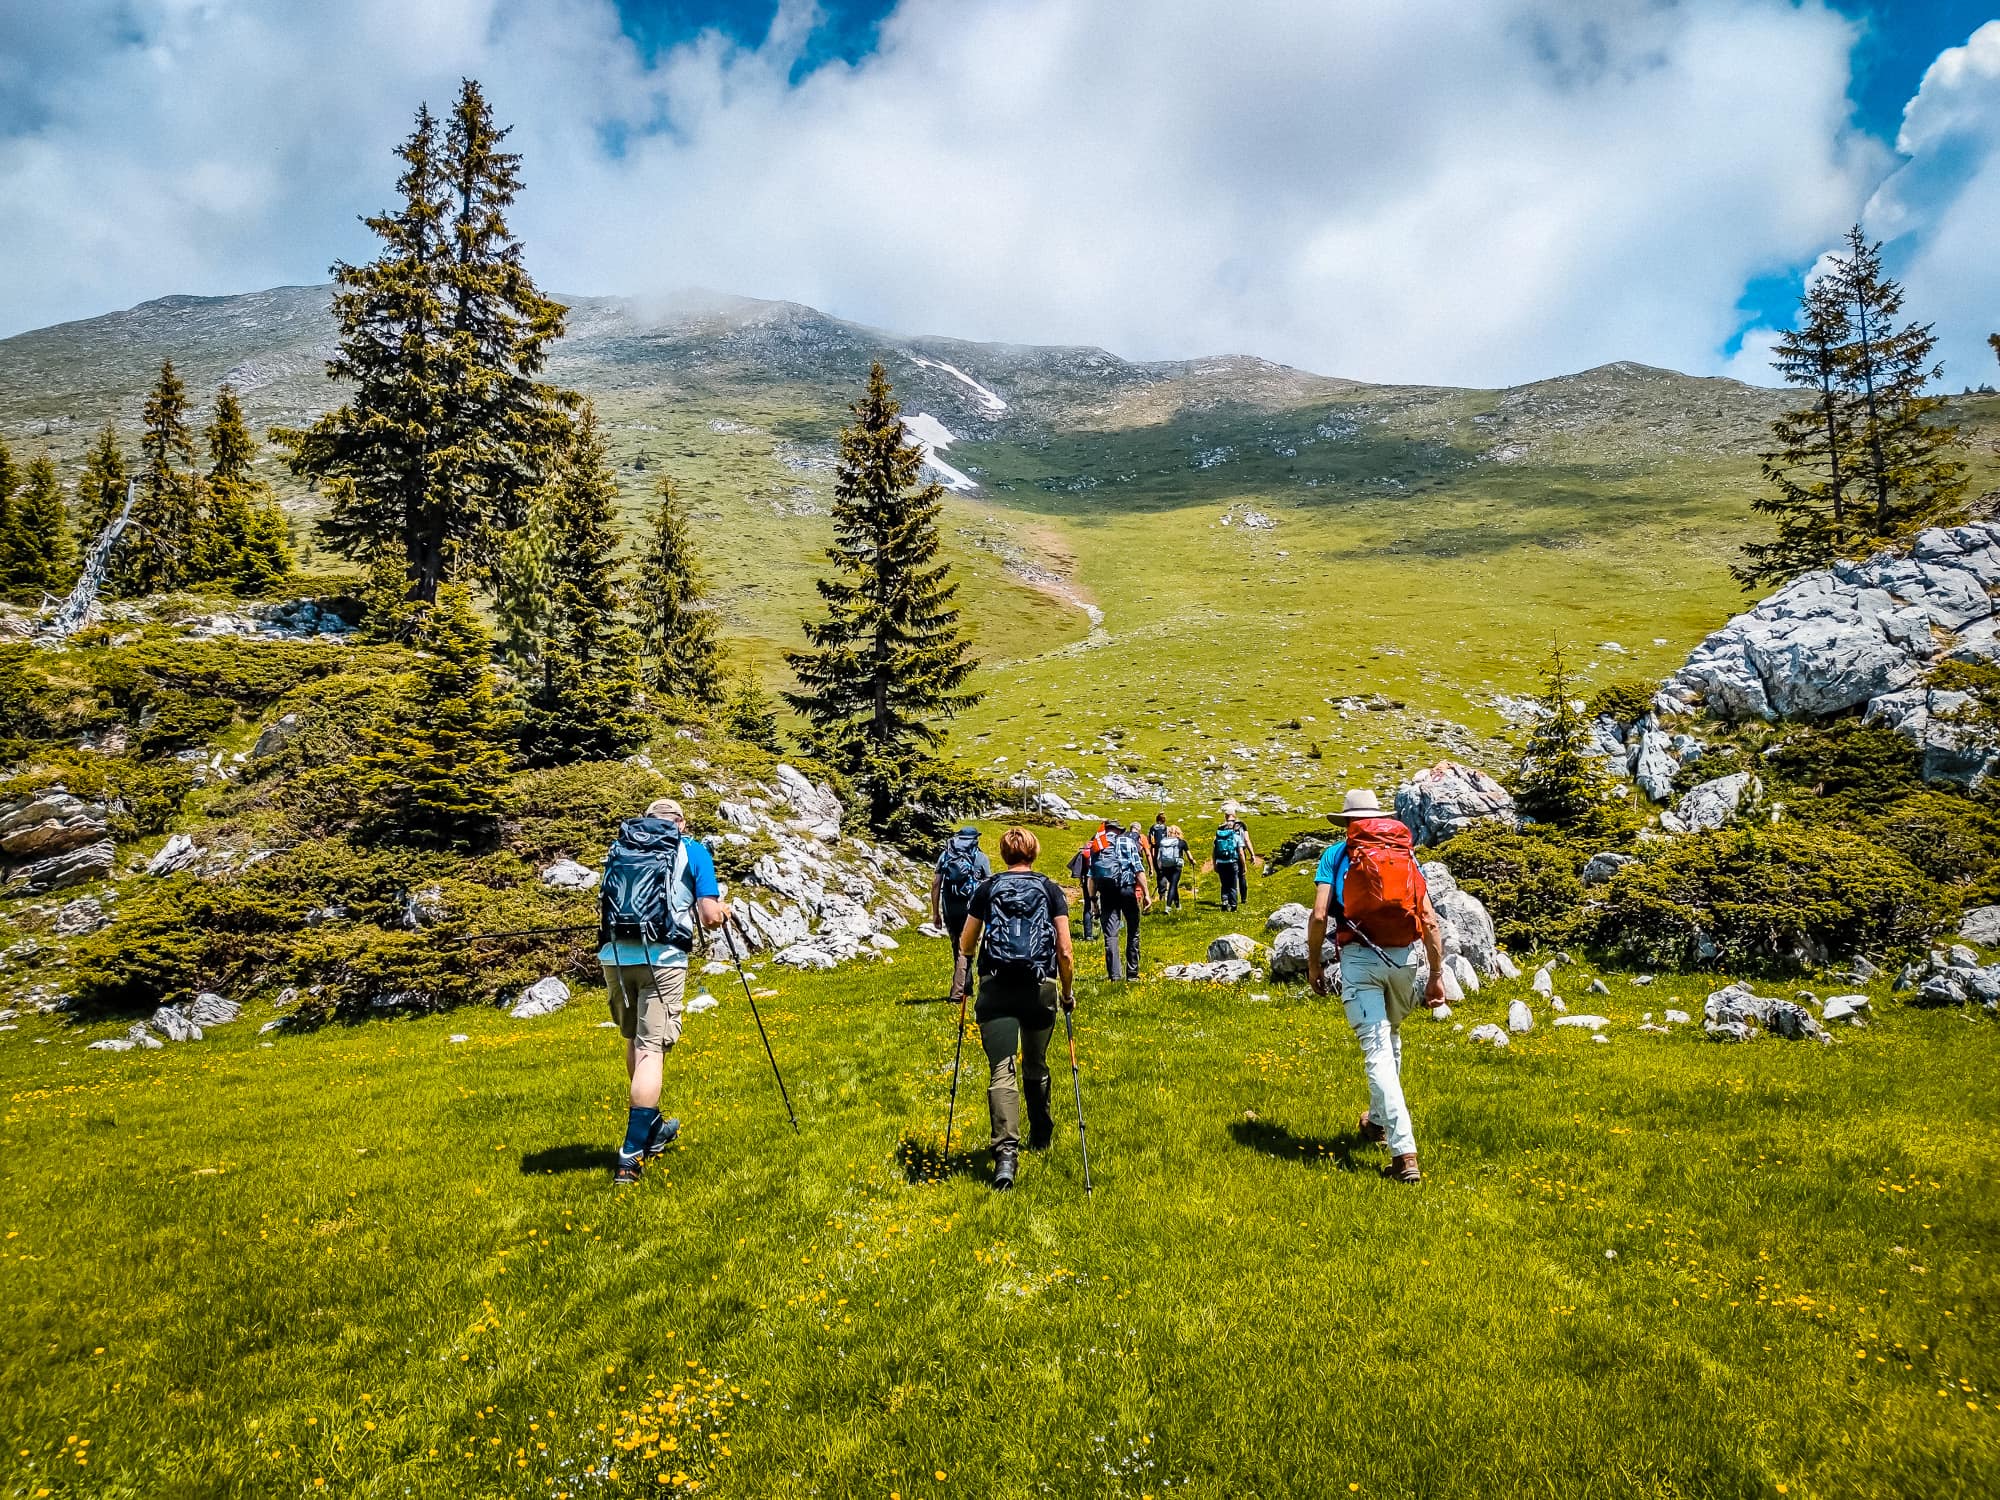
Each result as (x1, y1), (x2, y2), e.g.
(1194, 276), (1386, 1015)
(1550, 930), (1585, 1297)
(1357, 1111), (1387, 1145)
(645, 1116), (681, 1158)
(613, 1154), (645, 1186)
(1383, 1153), (1422, 1184)
(1026, 1080), (1054, 1151)
(992, 1145), (1018, 1191)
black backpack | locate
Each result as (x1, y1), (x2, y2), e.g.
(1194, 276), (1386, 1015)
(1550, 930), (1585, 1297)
(937, 832), (982, 904)
(979, 873), (1056, 978)
(598, 816), (696, 954)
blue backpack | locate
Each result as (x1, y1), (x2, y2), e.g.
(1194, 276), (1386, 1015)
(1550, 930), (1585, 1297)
(1091, 833), (1142, 894)
(598, 816), (696, 955)
(1215, 824), (1242, 861)
(937, 832), (983, 904)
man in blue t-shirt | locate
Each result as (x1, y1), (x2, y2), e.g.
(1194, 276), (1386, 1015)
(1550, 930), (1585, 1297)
(598, 797), (729, 1184)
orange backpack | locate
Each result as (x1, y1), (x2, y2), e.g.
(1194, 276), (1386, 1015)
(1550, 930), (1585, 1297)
(1339, 817), (1426, 947)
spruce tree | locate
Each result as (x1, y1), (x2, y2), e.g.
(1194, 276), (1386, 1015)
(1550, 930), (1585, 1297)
(284, 83), (568, 603)
(74, 424), (129, 544)
(785, 362), (980, 831)
(1514, 644), (1615, 834)
(511, 404), (646, 766)
(198, 384), (292, 593)
(725, 671), (783, 752)
(353, 579), (514, 847)
(635, 475), (725, 706)
(1736, 278), (1858, 587)
(117, 360), (201, 596)
(0, 441), (16, 582)
(355, 532), (422, 645)
(1828, 227), (1966, 543)
(0, 455), (76, 600)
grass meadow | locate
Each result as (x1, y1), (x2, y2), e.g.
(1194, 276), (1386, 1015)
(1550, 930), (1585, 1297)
(5, 840), (1997, 1499)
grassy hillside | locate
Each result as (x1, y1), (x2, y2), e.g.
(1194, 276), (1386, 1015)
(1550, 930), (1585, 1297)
(4, 844), (1996, 1499)
(4, 288), (1997, 819)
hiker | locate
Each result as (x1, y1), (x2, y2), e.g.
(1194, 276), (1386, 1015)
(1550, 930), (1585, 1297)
(931, 826), (991, 999)
(598, 797), (729, 1185)
(1088, 819), (1151, 980)
(1066, 839), (1096, 940)
(1304, 789), (1447, 1185)
(1147, 812), (1170, 879)
(1208, 811), (1258, 912)
(951, 826), (1076, 1190)
(1153, 822), (1190, 911)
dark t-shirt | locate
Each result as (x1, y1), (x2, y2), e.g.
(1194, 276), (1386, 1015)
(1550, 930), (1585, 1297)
(967, 870), (1069, 937)
(969, 871), (1069, 1027)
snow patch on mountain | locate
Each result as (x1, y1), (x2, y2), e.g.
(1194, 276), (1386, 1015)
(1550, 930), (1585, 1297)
(900, 412), (978, 493)
(908, 354), (1008, 415)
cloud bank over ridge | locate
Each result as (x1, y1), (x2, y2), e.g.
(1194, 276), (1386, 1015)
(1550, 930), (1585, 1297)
(0, 1), (1991, 387)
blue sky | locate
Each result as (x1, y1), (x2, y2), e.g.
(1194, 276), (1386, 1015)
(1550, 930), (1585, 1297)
(0, 0), (1995, 386)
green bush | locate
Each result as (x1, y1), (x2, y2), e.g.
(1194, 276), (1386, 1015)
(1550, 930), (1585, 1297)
(508, 762), (677, 864)
(1760, 720), (1924, 804)
(132, 690), (235, 757)
(1586, 826), (1947, 974)
(1434, 825), (1587, 950)
(0, 752), (195, 838)
(1586, 679), (1656, 726)
(258, 669), (416, 774)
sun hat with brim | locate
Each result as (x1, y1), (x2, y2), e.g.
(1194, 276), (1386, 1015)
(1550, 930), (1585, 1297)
(1327, 790), (1386, 822)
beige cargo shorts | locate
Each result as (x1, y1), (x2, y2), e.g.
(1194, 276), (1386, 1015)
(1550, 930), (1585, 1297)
(601, 961), (687, 1053)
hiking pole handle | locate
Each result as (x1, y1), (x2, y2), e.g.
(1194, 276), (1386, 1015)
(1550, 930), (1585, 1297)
(724, 916), (800, 1134)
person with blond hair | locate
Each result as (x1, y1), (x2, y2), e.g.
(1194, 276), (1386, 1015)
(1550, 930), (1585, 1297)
(597, 797), (729, 1185)
(952, 827), (1076, 1190)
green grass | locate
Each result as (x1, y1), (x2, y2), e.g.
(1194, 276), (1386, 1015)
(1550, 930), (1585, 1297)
(5, 852), (1997, 1498)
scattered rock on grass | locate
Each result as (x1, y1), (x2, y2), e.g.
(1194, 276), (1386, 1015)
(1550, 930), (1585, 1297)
(1821, 994), (1870, 1023)
(1163, 958), (1254, 984)
(1208, 933), (1259, 962)
(540, 858), (598, 890)
(146, 833), (203, 877)
(1959, 906), (2000, 945)
(1266, 903), (1311, 933)
(1664, 1008), (1691, 1024)
(1554, 1014), (1610, 1030)
(509, 976), (570, 1019)
(52, 895), (108, 936)
(1468, 1023), (1510, 1047)
(1532, 968), (1554, 996)
(1507, 1000), (1534, 1033)
(150, 1006), (202, 1043)
(1588, 978), (1610, 996)
(187, 992), (241, 1027)
(686, 994), (719, 1015)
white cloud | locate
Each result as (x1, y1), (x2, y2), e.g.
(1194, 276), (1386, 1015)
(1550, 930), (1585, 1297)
(1866, 20), (2000, 391)
(0, 0), (1890, 385)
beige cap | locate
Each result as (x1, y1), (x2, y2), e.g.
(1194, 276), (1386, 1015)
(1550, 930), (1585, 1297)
(646, 798), (686, 821)
(1327, 789), (1386, 822)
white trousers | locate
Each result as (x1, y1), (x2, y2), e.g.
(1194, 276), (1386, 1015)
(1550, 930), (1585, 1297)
(1340, 941), (1420, 1157)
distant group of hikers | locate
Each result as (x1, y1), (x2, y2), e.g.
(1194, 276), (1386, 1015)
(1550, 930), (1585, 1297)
(591, 790), (1444, 1193)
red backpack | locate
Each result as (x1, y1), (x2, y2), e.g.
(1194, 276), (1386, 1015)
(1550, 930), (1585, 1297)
(1339, 817), (1426, 947)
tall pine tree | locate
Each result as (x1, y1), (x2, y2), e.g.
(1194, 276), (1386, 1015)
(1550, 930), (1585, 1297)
(117, 360), (201, 596)
(198, 384), (292, 594)
(1736, 278), (1858, 586)
(285, 82), (568, 603)
(785, 362), (980, 832)
(0, 455), (75, 600)
(634, 475), (725, 706)
(0, 441), (16, 574)
(1827, 227), (1965, 543)
(510, 404), (646, 766)
(353, 579), (514, 847)
(74, 423), (128, 545)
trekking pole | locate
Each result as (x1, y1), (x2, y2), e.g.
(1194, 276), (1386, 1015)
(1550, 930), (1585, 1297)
(1063, 1003), (1094, 1197)
(942, 981), (971, 1158)
(438, 924), (596, 944)
(722, 916), (800, 1133)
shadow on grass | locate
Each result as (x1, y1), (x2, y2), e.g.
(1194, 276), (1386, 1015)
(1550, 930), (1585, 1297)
(519, 1143), (615, 1176)
(1228, 1118), (1361, 1171)
(895, 1134), (989, 1186)
(897, 993), (959, 1007)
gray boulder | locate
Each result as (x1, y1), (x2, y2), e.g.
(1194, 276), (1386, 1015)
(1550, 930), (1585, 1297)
(1767, 1001), (1832, 1043)
(774, 764), (844, 839)
(1395, 761), (1516, 847)
(1266, 902), (1312, 933)
(250, 712), (301, 761)
(509, 976), (570, 1019)
(150, 1006), (202, 1043)
(1468, 1023), (1510, 1048)
(539, 858), (598, 890)
(187, 992), (241, 1027)
(1664, 1008), (1691, 1024)
(1162, 958), (1254, 984)
(1961, 906), (2000, 946)
(773, 942), (839, 971)
(1821, 994), (1870, 1023)
(146, 833), (203, 877)
(0, 787), (109, 863)
(89, 1037), (136, 1052)
(1705, 1020), (1755, 1043)
(52, 895), (108, 936)
(399, 884), (449, 929)
(1863, 689), (1995, 786)
(1268, 925), (1336, 982)
(1917, 972), (1970, 1007)
(1631, 730), (1680, 802)
(1421, 861), (1501, 976)
(1208, 933), (1260, 962)
(1507, 1000), (1534, 1033)
(1582, 851), (1637, 886)
(1032, 790), (1084, 821)
(1667, 772), (1758, 833)
(1553, 1014), (1610, 1030)
(1445, 952), (1481, 995)
(5, 839), (114, 894)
